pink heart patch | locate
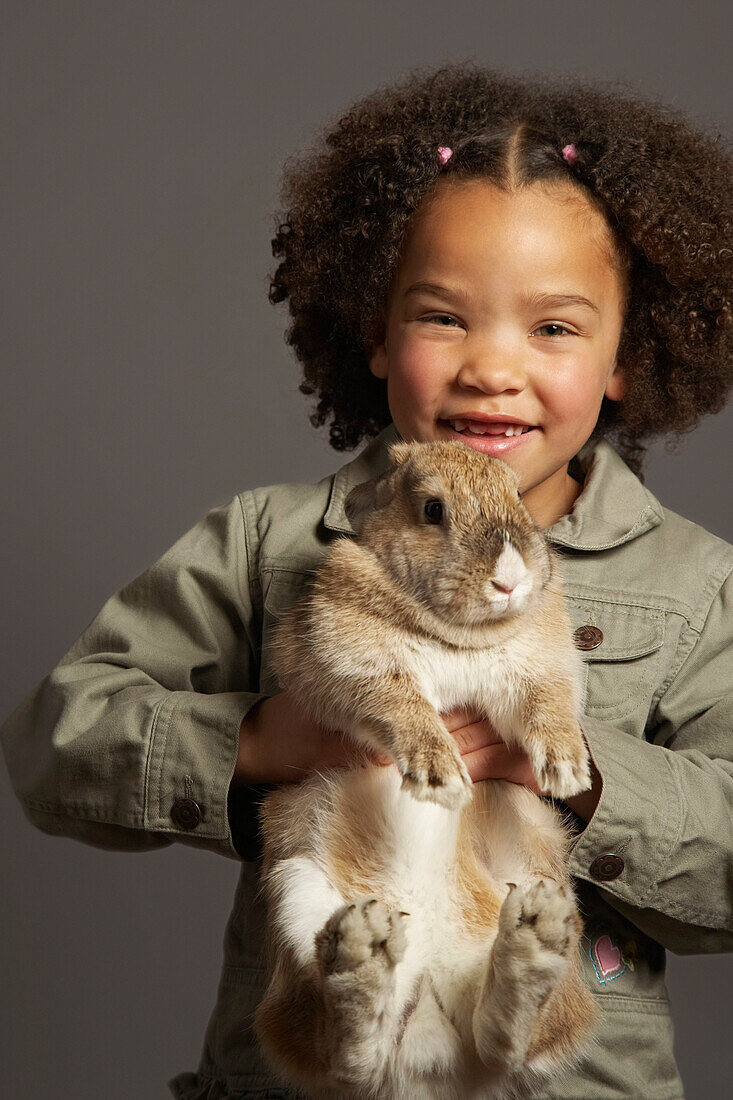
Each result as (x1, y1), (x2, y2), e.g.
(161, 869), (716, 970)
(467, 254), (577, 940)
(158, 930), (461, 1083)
(590, 934), (626, 983)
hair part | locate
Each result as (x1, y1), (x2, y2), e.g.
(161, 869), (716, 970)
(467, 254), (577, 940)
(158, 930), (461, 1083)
(270, 65), (732, 474)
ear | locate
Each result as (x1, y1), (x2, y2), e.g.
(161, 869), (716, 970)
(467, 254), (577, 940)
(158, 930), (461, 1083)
(387, 441), (413, 468)
(604, 359), (625, 402)
(344, 480), (377, 534)
(345, 467), (400, 533)
(502, 462), (521, 488)
(368, 336), (389, 380)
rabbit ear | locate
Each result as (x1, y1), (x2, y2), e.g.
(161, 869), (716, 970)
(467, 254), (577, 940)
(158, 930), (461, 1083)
(345, 471), (395, 533)
(504, 463), (521, 487)
(344, 479), (377, 533)
(388, 441), (413, 468)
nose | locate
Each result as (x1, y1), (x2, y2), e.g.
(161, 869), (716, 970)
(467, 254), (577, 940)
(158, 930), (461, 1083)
(456, 335), (527, 394)
(490, 542), (530, 597)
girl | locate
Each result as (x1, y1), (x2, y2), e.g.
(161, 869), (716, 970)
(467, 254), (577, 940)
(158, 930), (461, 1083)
(2, 65), (731, 1099)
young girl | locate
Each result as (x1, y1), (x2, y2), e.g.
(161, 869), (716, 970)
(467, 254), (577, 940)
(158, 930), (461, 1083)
(2, 65), (731, 1099)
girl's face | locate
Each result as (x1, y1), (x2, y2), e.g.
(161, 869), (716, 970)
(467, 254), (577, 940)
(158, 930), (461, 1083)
(369, 179), (626, 527)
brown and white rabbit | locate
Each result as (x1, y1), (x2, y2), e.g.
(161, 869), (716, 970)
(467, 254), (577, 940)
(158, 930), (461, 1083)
(254, 440), (597, 1100)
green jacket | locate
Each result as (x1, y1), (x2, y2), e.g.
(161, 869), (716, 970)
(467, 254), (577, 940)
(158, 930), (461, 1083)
(2, 424), (732, 1100)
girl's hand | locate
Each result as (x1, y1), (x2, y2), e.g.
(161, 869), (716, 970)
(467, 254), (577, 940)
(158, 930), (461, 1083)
(233, 691), (389, 786)
(440, 707), (543, 796)
(236, 698), (540, 790)
(441, 707), (602, 821)
(235, 697), (598, 820)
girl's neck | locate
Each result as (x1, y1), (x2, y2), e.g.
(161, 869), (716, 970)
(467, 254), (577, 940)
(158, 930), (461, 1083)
(523, 466), (584, 530)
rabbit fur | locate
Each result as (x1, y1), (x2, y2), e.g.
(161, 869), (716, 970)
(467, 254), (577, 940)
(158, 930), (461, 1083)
(254, 440), (597, 1099)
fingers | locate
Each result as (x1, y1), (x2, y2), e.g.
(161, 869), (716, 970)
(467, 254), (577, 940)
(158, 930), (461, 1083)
(441, 711), (502, 754)
(461, 742), (541, 792)
(450, 722), (491, 755)
(440, 706), (483, 733)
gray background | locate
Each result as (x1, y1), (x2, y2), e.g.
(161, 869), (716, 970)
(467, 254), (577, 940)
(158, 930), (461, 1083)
(1, 1), (731, 1097)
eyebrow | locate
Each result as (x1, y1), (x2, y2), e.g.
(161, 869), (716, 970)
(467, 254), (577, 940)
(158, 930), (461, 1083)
(404, 282), (600, 316)
(521, 291), (600, 316)
(404, 282), (471, 305)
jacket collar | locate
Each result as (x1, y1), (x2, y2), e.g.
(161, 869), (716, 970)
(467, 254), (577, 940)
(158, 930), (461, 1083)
(546, 438), (664, 550)
(322, 423), (664, 551)
(323, 423), (401, 535)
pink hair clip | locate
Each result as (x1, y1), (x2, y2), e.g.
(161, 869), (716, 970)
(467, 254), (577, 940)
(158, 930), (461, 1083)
(437, 146), (453, 165)
(561, 143), (579, 165)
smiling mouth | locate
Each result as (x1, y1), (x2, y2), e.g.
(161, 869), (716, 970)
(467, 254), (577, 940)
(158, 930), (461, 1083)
(441, 418), (535, 438)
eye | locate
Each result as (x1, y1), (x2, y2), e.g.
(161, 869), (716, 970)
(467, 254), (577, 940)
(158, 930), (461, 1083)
(424, 499), (444, 524)
(533, 323), (574, 338)
(421, 313), (461, 327)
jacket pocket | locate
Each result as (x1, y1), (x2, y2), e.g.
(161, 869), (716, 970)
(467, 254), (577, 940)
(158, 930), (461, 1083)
(537, 994), (682, 1100)
(565, 597), (666, 727)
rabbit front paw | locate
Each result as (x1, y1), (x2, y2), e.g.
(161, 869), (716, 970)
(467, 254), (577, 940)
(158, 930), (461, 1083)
(527, 733), (591, 800)
(398, 737), (473, 810)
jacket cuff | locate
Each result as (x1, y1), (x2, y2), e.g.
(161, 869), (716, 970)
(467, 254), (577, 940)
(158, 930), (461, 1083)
(567, 715), (683, 908)
(227, 782), (276, 861)
(144, 689), (266, 859)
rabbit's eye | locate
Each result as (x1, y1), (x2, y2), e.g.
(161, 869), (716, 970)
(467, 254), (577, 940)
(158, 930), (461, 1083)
(424, 499), (444, 524)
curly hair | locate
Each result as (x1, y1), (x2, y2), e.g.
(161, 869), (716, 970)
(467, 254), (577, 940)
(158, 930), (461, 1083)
(270, 65), (732, 473)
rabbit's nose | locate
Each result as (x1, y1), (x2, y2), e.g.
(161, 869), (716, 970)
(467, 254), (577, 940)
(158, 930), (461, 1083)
(490, 542), (530, 595)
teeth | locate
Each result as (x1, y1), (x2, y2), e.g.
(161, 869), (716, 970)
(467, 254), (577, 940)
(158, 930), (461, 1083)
(449, 419), (528, 437)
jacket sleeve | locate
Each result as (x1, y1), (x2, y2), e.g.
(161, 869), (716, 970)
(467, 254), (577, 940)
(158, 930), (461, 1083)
(0, 493), (268, 861)
(568, 562), (733, 953)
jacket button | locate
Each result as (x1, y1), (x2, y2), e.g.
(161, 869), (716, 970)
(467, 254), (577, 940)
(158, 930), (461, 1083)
(171, 797), (201, 831)
(574, 625), (603, 651)
(590, 854), (625, 881)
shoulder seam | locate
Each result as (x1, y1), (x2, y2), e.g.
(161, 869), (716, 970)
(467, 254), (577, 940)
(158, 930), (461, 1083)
(237, 490), (263, 629)
(688, 550), (733, 635)
(653, 552), (733, 708)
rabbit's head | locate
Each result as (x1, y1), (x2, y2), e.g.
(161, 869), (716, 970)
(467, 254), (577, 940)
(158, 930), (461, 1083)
(345, 441), (553, 628)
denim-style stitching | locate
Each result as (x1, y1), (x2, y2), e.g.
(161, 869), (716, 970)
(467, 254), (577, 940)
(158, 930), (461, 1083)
(589, 940), (627, 984)
(144, 695), (167, 825)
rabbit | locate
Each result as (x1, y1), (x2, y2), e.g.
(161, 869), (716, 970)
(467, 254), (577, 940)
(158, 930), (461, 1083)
(254, 439), (598, 1100)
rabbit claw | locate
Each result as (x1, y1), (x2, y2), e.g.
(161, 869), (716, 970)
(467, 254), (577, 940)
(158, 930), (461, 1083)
(399, 741), (473, 810)
(531, 743), (592, 800)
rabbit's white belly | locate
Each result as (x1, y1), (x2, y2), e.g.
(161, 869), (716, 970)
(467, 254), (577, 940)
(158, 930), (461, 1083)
(267, 762), (567, 1098)
(326, 769), (508, 1027)
(324, 767), (531, 1097)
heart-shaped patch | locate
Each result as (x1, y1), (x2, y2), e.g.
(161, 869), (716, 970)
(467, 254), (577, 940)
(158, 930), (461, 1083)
(590, 934), (627, 984)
